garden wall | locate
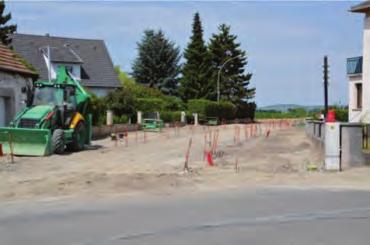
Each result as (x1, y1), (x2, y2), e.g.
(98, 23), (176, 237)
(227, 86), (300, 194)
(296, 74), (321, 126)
(92, 124), (139, 139)
(306, 120), (370, 170)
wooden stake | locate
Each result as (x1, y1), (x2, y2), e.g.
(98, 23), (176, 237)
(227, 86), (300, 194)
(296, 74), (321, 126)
(8, 133), (14, 163)
(212, 129), (219, 153)
(114, 135), (118, 147)
(184, 137), (192, 172)
(244, 125), (248, 141)
(203, 133), (207, 161)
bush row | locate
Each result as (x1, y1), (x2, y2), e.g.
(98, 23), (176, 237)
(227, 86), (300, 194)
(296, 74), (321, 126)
(90, 90), (256, 125)
(187, 99), (255, 121)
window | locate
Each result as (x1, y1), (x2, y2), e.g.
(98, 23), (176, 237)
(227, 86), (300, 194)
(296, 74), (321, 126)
(64, 86), (77, 110)
(33, 87), (63, 106)
(58, 65), (73, 75)
(356, 83), (362, 109)
(65, 65), (73, 74)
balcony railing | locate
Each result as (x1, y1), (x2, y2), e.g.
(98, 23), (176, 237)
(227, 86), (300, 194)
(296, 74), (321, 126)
(347, 56), (363, 75)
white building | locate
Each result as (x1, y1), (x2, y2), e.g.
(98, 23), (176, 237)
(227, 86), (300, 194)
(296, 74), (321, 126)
(348, 1), (370, 122)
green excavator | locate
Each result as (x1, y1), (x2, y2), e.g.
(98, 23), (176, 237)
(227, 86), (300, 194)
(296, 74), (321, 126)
(0, 66), (92, 156)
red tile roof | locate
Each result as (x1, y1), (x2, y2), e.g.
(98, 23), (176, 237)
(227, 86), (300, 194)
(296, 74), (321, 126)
(0, 43), (37, 77)
(350, 1), (370, 13)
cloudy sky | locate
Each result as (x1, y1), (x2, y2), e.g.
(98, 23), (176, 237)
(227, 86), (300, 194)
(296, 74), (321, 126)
(7, 1), (364, 107)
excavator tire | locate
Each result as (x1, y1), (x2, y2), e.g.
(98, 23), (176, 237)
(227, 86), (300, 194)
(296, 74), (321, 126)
(67, 121), (86, 152)
(52, 129), (65, 154)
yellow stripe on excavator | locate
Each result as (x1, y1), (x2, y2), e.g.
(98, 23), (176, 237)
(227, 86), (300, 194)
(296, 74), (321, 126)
(70, 112), (84, 129)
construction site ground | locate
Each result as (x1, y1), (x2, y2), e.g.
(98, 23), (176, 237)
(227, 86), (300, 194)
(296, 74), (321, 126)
(2, 122), (370, 203)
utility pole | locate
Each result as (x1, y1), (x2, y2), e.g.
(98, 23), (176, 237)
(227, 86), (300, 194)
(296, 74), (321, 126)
(323, 56), (329, 117)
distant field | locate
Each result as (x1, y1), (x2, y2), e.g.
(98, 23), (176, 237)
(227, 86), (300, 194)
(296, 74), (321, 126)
(255, 110), (313, 119)
(258, 104), (322, 113)
(255, 106), (348, 121)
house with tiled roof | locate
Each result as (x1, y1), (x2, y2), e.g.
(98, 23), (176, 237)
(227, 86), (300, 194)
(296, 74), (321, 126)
(0, 43), (37, 126)
(11, 33), (121, 97)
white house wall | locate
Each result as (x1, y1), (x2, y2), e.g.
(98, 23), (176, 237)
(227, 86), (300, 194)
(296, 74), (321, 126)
(360, 13), (370, 122)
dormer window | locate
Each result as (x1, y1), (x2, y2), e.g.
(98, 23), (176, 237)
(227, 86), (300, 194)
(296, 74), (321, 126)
(57, 64), (73, 74)
(56, 64), (81, 80)
(65, 65), (73, 74)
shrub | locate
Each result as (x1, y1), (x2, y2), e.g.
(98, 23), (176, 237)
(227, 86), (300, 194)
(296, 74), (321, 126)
(89, 93), (107, 126)
(331, 107), (348, 122)
(163, 96), (185, 111)
(219, 101), (237, 120)
(187, 99), (240, 121)
(113, 114), (129, 124)
(116, 66), (166, 98)
(205, 101), (236, 120)
(187, 99), (213, 115)
(105, 88), (135, 116)
(126, 82), (165, 99)
(160, 111), (182, 123)
(135, 98), (166, 112)
(236, 102), (256, 120)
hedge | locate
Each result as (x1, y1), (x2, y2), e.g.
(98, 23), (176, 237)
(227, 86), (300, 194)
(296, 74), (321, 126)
(113, 115), (129, 124)
(187, 99), (213, 115)
(90, 90), (256, 126)
(329, 107), (348, 122)
(89, 93), (107, 126)
(236, 102), (256, 120)
(187, 99), (257, 121)
(163, 96), (185, 111)
(135, 98), (166, 112)
(205, 101), (236, 120)
(160, 111), (182, 123)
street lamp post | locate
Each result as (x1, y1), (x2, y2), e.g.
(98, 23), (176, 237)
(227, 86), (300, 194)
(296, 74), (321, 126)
(217, 54), (242, 103)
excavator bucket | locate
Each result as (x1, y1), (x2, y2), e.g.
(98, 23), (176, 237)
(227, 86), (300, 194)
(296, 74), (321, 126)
(0, 128), (52, 156)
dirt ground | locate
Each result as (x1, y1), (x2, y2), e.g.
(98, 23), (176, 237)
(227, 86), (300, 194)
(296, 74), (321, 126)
(2, 122), (370, 203)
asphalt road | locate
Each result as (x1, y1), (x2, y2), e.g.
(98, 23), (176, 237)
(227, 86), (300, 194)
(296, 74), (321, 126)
(2, 188), (370, 244)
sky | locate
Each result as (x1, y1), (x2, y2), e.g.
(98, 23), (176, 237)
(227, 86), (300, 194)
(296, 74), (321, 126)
(6, 0), (365, 107)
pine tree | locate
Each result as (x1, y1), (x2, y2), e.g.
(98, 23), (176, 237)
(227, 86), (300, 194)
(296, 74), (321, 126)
(180, 12), (213, 101)
(0, 1), (16, 45)
(208, 24), (255, 104)
(131, 30), (181, 96)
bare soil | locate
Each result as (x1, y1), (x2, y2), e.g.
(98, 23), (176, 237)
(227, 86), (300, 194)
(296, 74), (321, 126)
(1, 123), (370, 203)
